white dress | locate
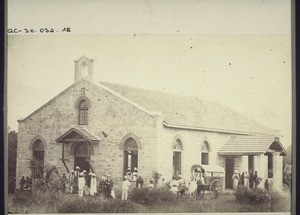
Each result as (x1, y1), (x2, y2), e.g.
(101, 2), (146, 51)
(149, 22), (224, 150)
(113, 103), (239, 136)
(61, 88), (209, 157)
(90, 177), (97, 196)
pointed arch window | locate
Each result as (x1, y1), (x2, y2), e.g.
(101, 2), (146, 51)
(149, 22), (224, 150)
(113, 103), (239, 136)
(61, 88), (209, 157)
(78, 100), (89, 125)
(172, 139), (183, 176)
(201, 141), (210, 165)
(32, 139), (45, 178)
(123, 138), (138, 176)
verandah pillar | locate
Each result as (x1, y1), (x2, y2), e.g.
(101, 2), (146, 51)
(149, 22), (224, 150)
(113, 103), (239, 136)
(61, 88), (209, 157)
(272, 152), (283, 190)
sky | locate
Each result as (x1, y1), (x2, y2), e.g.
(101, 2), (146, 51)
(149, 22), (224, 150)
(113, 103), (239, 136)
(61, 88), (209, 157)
(7, 34), (292, 147)
(6, 0), (292, 148)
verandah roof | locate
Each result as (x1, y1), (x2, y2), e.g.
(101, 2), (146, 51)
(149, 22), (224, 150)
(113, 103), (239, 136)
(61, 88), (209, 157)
(218, 135), (287, 156)
(55, 127), (102, 144)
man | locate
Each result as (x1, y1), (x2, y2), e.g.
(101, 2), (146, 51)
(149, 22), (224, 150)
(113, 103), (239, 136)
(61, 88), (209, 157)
(61, 173), (67, 193)
(178, 175), (186, 195)
(105, 175), (114, 198)
(122, 175), (131, 201)
(98, 176), (106, 196)
(20, 176), (26, 190)
(136, 174), (144, 188)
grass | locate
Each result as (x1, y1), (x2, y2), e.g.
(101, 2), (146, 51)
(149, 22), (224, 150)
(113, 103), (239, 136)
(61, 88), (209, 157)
(8, 189), (291, 213)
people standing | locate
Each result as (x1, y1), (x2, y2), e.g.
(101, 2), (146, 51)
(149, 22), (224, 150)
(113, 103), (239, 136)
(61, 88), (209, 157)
(78, 173), (85, 197)
(136, 174), (144, 188)
(244, 171), (249, 189)
(160, 177), (166, 189)
(99, 176), (106, 196)
(249, 171), (254, 189)
(132, 167), (138, 181)
(105, 175), (113, 198)
(170, 175), (179, 194)
(121, 176), (131, 201)
(264, 179), (270, 193)
(253, 171), (259, 189)
(178, 175), (186, 195)
(61, 173), (67, 193)
(90, 173), (97, 196)
(232, 170), (240, 189)
(69, 170), (76, 194)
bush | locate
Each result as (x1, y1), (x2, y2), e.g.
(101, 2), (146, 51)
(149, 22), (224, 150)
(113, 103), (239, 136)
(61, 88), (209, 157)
(57, 196), (140, 213)
(269, 190), (291, 212)
(130, 188), (175, 206)
(235, 187), (271, 205)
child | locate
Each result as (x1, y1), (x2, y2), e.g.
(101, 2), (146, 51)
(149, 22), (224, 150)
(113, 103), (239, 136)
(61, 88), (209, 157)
(149, 179), (154, 188)
(121, 175), (131, 201)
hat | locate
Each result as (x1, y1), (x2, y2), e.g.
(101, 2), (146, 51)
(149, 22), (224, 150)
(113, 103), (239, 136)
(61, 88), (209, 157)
(79, 173), (84, 176)
(234, 170), (238, 174)
(71, 170), (75, 173)
(83, 170), (87, 173)
(92, 173), (96, 177)
(124, 175), (128, 179)
(76, 166), (80, 170)
(178, 175), (182, 178)
(134, 167), (138, 170)
(101, 176), (106, 180)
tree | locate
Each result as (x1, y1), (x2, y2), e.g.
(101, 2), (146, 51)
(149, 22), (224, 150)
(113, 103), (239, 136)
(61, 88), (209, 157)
(8, 130), (18, 193)
(283, 144), (292, 166)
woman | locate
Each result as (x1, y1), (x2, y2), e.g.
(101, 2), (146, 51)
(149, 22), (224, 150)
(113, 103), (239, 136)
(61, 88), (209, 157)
(78, 173), (85, 197)
(232, 170), (240, 189)
(90, 173), (97, 196)
(244, 171), (249, 189)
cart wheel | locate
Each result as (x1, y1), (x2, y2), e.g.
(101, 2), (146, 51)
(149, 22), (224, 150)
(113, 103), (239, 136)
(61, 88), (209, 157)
(209, 179), (222, 199)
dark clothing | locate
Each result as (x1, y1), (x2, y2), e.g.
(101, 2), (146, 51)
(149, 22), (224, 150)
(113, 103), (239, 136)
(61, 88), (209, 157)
(249, 172), (254, 189)
(105, 179), (113, 198)
(20, 177), (26, 190)
(253, 172), (258, 189)
(85, 175), (91, 187)
(99, 181), (106, 194)
(136, 177), (144, 188)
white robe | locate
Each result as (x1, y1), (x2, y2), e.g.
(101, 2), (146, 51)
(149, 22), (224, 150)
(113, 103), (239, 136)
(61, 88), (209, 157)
(90, 177), (97, 196)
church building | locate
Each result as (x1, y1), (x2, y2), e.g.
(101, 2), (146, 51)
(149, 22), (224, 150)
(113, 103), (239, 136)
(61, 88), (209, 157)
(16, 56), (287, 190)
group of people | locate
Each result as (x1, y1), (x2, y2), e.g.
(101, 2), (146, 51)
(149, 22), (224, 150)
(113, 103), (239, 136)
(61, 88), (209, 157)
(19, 176), (32, 191)
(232, 170), (267, 190)
(67, 166), (114, 198)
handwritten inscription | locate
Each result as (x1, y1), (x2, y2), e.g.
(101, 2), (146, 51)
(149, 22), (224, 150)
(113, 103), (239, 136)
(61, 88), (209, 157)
(7, 27), (71, 34)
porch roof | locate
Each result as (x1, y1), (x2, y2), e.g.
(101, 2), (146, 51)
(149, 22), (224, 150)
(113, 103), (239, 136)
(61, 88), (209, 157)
(218, 135), (287, 156)
(55, 127), (101, 144)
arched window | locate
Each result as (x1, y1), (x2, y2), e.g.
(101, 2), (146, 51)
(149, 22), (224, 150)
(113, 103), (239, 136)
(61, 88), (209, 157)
(123, 138), (138, 177)
(172, 139), (183, 176)
(78, 100), (89, 125)
(201, 141), (210, 165)
(32, 139), (45, 178)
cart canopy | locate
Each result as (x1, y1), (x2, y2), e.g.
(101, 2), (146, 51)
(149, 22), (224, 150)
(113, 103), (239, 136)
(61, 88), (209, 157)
(191, 164), (225, 175)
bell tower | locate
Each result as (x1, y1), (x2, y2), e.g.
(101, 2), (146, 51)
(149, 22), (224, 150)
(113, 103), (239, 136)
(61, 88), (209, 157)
(74, 55), (94, 82)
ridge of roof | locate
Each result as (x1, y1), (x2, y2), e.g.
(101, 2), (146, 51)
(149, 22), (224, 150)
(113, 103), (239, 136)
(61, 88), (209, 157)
(99, 80), (277, 135)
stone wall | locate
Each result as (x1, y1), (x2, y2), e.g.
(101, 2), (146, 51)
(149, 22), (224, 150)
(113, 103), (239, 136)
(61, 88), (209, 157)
(16, 80), (158, 189)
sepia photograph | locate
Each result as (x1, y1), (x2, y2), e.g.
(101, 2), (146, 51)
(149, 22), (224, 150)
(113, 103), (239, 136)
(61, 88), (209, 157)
(6, 1), (293, 214)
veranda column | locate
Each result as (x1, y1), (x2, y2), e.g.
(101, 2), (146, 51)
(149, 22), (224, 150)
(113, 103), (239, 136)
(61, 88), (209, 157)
(241, 155), (248, 173)
(256, 154), (268, 188)
(253, 155), (258, 173)
(272, 152), (283, 190)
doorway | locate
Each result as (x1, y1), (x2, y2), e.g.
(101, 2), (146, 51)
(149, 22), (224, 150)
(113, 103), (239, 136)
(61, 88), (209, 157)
(225, 156), (235, 188)
(74, 142), (90, 172)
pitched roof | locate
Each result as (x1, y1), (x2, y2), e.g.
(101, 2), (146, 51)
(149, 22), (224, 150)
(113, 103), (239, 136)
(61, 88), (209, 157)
(56, 127), (101, 144)
(218, 135), (286, 155)
(99, 81), (276, 135)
